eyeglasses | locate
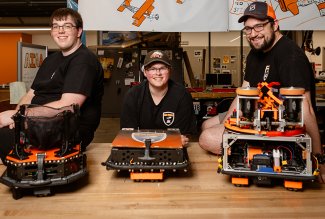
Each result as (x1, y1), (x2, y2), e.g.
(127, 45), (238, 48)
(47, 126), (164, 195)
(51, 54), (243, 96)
(51, 23), (76, 32)
(146, 66), (169, 74)
(243, 21), (270, 35)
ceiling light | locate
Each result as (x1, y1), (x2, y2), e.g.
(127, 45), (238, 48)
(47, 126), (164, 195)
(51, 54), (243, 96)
(229, 36), (241, 42)
(0, 27), (50, 32)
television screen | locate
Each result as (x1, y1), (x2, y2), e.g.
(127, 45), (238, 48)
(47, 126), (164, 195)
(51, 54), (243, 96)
(206, 74), (218, 86)
(206, 73), (232, 86)
(217, 73), (232, 86)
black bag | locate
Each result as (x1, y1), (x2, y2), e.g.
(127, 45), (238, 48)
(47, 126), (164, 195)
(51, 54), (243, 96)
(23, 105), (79, 150)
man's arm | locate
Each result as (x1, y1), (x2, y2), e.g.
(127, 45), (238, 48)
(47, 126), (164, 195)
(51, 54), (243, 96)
(44, 93), (87, 109)
(303, 91), (322, 154)
(199, 81), (250, 154)
(201, 80), (249, 130)
(0, 89), (35, 128)
(16, 91), (86, 119)
(15, 89), (35, 110)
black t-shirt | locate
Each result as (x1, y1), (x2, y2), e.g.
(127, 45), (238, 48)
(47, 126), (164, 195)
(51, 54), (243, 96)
(244, 35), (316, 109)
(31, 45), (104, 146)
(120, 80), (197, 135)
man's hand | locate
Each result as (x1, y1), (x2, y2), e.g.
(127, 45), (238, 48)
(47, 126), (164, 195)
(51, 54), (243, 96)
(181, 135), (189, 146)
(0, 110), (17, 129)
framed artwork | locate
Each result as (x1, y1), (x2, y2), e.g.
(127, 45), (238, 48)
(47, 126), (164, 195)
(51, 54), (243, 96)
(17, 42), (47, 90)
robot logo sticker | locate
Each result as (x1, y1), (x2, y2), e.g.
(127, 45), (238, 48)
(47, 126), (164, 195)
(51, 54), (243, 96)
(163, 112), (175, 126)
(131, 132), (167, 143)
(150, 51), (163, 59)
(263, 65), (270, 81)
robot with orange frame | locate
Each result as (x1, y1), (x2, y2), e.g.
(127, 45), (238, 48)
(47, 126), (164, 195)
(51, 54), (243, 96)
(220, 82), (320, 190)
(0, 104), (87, 199)
(102, 128), (189, 181)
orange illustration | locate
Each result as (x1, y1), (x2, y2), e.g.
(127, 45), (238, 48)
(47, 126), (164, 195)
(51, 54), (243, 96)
(118, 0), (184, 27)
(230, 0), (325, 17)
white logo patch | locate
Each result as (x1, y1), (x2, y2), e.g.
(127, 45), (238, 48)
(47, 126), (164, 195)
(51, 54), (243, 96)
(162, 112), (175, 126)
(263, 65), (270, 81)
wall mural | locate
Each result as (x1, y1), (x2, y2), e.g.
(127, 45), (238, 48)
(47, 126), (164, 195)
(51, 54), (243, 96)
(78, 0), (228, 32)
(79, 0), (325, 31)
(229, 0), (325, 30)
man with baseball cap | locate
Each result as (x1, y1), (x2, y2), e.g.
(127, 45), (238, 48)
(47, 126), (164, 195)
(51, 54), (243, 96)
(120, 50), (196, 146)
(238, 1), (276, 23)
(199, 1), (324, 182)
(143, 50), (171, 68)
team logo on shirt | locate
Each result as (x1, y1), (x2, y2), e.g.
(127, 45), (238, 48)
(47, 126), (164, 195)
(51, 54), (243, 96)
(263, 65), (270, 81)
(162, 112), (174, 126)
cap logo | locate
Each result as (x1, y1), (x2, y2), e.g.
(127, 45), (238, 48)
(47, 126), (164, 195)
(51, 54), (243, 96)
(150, 51), (164, 59)
(249, 4), (256, 11)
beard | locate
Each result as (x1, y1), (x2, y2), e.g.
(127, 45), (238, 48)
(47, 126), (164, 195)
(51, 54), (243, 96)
(248, 31), (276, 52)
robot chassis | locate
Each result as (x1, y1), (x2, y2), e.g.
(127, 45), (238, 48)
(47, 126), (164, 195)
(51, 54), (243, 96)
(102, 128), (189, 181)
(0, 104), (87, 199)
(220, 82), (320, 190)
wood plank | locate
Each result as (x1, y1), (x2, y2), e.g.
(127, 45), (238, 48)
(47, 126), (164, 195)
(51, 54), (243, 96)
(183, 51), (195, 87)
(191, 91), (236, 99)
(0, 143), (324, 218)
(0, 89), (10, 101)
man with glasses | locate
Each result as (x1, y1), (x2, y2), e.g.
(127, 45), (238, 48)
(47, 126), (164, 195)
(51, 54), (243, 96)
(120, 50), (196, 145)
(199, 1), (324, 182)
(0, 8), (104, 162)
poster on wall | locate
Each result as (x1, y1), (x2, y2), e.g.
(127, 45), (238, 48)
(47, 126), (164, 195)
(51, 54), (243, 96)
(229, 0), (325, 30)
(17, 42), (47, 90)
(79, 0), (325, 32)
(78, 0), (228, 32)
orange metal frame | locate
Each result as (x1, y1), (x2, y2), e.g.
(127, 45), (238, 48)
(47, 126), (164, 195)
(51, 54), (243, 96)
(232, 177), (249, 186)
(284, 180), (303, 189)
(6, 144), (81, 163)
(224, 82), (305, 136)
(130, 172), (164, 180)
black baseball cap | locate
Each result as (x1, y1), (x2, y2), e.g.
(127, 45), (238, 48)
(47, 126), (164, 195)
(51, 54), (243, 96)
(143, 50), (171, 68)
(238, 1), (276, 23)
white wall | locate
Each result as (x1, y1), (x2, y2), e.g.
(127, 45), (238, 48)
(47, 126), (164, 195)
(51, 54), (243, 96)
(181, 31), (249, 47)
(32, 30), (325, 75)
(182, 31), (325, 76)
(32, 31), (98, 49)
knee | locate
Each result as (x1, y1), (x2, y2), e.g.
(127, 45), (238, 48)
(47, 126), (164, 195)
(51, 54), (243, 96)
(201, 120), (210, 130)
(199, 129), (222, 155)
(201, 116), (221, 130)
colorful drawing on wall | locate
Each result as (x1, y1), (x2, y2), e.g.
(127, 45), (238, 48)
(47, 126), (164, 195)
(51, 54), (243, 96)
(277, 0), (325, 16)
(79, 0), (228, 32)
(229, 0), (325, 30)
(18, 42), (47, 90)
(223, 55), (230, 64)
(213, 57), (221, 73)
(117, 0), (185, 27)
(99, 57), (114, 79)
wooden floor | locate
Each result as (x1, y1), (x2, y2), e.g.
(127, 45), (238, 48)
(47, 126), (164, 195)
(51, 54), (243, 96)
(1, 143), (325, 218)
